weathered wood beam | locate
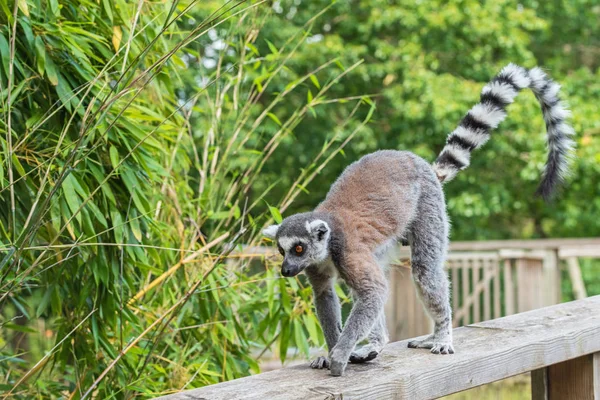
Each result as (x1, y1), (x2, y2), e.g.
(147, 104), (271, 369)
(156, 296), (600, 400)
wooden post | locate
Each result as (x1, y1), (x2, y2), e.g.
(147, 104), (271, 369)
(543, 250), (561, 305)
(493, 259), (501, 319)
(483, 259), (491, 321)
(461, 259), (470, 325)
(503, 259), (515, 316)
(386, 264), (431, 341)
(531, 353), (600, 399)
(516, 257), (544, 312)
(566, 256), (587, 300)
(451, 260), (459, 324)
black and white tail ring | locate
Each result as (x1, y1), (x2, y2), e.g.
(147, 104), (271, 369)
(433, 64), (575, 200)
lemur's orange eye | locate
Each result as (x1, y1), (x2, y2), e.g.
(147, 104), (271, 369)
(295, 245), (303, 254)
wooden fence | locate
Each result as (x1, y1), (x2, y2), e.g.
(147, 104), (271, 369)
(157, 296), (600, 400)
(387, 238), (600, 341)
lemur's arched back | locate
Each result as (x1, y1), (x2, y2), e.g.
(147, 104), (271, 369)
(263, 64), (574, 377)
(433, 64), (575, 200)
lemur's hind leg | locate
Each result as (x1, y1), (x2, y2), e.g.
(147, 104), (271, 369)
(349, 311), (389, 363)
(406, 193), (454, 355)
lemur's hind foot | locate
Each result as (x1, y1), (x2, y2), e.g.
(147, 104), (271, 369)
(349, 343), (380, 363)
(408, 335), (454, 355)
(309, 356), (330, 369)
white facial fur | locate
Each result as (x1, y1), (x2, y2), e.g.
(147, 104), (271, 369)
(307, 220), (330, 263)
(262, 224), (279, 239)
(278, 236), (303, 253)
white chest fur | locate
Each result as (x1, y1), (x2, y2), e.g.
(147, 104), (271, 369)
(374, 238), (402, 270)
(314, 257), (338, 279)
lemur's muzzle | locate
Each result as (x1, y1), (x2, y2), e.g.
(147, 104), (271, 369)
(281, 260), (302, 277)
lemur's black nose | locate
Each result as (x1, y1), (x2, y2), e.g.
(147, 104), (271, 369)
(281, 260), (296, 277)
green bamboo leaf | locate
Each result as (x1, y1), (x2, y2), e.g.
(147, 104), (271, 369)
(303, 314), (320, 344)
(102, 0), (113, 22)
(265, 39), (279, 55)
(11, 154), (26, 177)
(49, 0), (59, 17)
(34, 36), (46, 75)
(0, 247), (15, 271)
(246, 42), (259, 55)
(45, 56), (59, 86)
(279, 279), (291, 312)
(309, 74), (320, 89)
(267, 270), (275, 315)
(0, 2), (12, 23)
(17, 0), (29, 16)
(36, 286), (54, 318)
(279, 318), (290, 363)
(267, 112), (282, 126)
(62, 175), (82, 224)
(4, 323), (38, 333)
(254, 77), (263, 93)
(0, 34), (10, 77)
(269, 206), (282, 224)
(294, 320), (309, 358)
(19, 20), (34, 46)
(111, 210), (124, 244)
(109, 145), (120, 170)
(87, 201), (108, 228)
(91, 315), (100, 350)
(130, 211), (142, 242)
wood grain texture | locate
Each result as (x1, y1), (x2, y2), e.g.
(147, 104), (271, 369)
(533, 353), (600, 399)
(516, 258), (544, 313)
(156, 296), (600, 400)
(547, 355), (595, 399)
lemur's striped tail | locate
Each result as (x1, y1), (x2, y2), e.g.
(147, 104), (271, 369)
(432, 64), (575, 200)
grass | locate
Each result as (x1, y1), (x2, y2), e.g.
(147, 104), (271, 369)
(443, 374), (531, 400)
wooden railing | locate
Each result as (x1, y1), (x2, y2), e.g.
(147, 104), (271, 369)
(157, 296), (600, 400)
(387, 238), (600, 341)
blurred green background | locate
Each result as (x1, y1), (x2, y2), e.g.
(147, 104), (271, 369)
(0, 0), (598, 398)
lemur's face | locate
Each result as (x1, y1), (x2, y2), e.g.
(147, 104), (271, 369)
(262, 216), (331, 277)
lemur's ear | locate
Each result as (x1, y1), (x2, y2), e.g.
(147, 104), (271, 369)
(262, 224), (280, 239)
(307, 220), (330, 242)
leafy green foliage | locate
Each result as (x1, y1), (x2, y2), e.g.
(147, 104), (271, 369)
(0, 0), (367, 397)
(0, 0), (599, 398)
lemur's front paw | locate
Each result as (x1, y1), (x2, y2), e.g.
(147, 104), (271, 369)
(329, 359), (346, 376)
(309, 356), (330, 369)
(329, 349), (348, 376)
(349, 344), (379, 364)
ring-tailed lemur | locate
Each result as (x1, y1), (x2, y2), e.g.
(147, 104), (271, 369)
(263, 64), (574, 377)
